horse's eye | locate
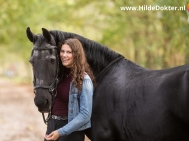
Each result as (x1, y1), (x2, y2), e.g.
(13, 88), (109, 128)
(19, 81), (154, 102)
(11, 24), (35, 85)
(50, 59), (55, 64)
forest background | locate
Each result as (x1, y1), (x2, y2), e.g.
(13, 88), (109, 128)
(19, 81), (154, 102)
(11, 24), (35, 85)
(0, 0), (189, 84)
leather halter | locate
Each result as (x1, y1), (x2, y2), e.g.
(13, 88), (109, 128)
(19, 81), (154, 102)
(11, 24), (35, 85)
(32, 46), (59, 124)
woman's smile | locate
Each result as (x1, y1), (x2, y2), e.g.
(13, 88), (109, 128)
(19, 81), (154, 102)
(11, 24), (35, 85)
(60, 44), (73, 68)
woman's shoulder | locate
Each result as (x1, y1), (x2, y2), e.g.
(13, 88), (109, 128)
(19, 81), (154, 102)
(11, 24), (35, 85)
(84, 72), (90, 79)
(83, 72), (93, 85)
(82, 73), (94, 91)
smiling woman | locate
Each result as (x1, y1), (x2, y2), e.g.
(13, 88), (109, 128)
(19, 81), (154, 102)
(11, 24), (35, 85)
(60, 44), (73, 68)
(44, 38), (95, 141)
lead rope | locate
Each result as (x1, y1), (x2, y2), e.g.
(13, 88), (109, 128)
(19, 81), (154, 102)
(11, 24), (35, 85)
(42, 85), (58, 125)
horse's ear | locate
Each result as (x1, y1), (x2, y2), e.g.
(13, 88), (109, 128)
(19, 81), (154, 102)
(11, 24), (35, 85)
(42, 28), (51, 42)
(26, 27), (35, 43)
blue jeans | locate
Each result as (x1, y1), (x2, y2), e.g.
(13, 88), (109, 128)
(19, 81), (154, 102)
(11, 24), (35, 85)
(45, 118), (85, 141)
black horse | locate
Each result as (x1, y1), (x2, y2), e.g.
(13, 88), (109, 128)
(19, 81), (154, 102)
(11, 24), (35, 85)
(26, 27), (189, 141)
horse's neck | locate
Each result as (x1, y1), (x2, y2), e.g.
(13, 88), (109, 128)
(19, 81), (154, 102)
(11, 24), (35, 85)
(82, 40), (122, 77)
(85, 48), (121, 77)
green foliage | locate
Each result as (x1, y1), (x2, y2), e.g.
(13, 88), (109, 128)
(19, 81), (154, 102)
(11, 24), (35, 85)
(0, 0), (189, 83)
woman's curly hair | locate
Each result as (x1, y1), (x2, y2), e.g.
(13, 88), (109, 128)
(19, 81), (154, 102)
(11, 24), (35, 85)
(58, 38), (95, 92)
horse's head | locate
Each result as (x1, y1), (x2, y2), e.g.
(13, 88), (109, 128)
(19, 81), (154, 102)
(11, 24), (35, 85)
(26, 27), (59, 113)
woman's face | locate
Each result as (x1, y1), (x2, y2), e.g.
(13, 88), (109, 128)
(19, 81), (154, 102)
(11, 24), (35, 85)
(60, 44), (73, 68)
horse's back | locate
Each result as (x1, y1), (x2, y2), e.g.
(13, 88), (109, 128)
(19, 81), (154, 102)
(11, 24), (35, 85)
(91, 59), (189, 141)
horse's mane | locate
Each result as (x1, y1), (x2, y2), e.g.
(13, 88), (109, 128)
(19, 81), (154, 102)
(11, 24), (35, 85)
(49, 30), (124, 76)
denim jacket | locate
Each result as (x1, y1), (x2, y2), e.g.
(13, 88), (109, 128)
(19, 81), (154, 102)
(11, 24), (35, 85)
(57, 74), (93, 136)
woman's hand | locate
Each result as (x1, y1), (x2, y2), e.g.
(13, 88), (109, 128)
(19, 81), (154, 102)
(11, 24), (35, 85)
(45, 130), (60, 140)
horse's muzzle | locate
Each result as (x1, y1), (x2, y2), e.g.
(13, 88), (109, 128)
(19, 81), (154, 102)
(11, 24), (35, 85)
(37, 99), (51, 113)
(34, 96), (51, 113)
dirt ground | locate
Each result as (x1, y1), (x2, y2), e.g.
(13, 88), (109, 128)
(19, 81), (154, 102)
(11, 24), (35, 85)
(0, 81), (90, 141)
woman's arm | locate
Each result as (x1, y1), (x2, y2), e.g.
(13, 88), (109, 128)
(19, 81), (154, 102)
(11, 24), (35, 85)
(57, 77), (93, 136)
